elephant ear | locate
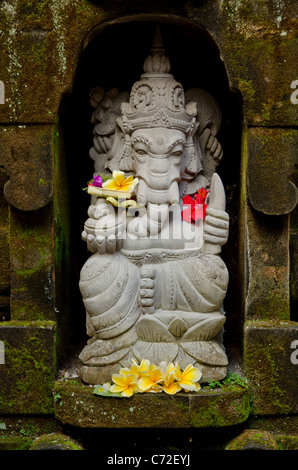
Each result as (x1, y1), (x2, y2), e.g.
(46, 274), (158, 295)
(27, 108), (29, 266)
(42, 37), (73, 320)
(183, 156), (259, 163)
(89, 87), (130, 174)
(184, 89), (223, 192)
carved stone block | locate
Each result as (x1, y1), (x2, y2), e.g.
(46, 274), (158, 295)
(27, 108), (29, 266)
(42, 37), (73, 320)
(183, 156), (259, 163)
(0, 321), (56, 414)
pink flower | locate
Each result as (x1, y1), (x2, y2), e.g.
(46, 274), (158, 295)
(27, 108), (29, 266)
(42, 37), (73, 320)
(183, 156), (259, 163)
(89, 174), (103, 187)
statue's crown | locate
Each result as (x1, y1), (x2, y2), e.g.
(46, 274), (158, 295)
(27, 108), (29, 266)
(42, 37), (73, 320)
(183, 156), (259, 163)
(121, 26), (197, 135)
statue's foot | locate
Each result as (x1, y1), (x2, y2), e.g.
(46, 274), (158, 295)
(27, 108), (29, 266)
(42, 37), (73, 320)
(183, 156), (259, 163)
(140, 266), (155, 314)
(79, 328), (138, 384)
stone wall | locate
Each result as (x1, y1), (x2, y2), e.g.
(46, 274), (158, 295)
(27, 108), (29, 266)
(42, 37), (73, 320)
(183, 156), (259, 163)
(0, 0), (297, 451)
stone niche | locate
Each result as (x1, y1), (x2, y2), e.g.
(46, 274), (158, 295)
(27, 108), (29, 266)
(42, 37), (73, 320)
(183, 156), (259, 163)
(0, 3), (297, 451)
(59, 18), (244, 386)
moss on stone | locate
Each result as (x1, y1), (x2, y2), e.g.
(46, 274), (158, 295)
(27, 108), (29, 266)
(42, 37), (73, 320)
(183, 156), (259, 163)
(276, 435), (298, 451)
(248, 414), (298, 436)
(29, 432), (83, 450)
(0, 322), (56, 414)
(226, 429), (280, 450)
(219, 3), (298, 126)
(8, 202), (55, 321)
(0, 436), (33, 450)
(53, 378), (251, 429)
(244, 321), (298, 415)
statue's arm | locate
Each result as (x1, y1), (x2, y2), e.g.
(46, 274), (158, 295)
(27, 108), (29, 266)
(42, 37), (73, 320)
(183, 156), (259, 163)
(202, 173), (229, 254)
(82, 198), (125, 254)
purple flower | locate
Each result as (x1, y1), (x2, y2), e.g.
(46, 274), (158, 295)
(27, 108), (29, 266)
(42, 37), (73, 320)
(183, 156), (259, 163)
(91, 174), (103, 187)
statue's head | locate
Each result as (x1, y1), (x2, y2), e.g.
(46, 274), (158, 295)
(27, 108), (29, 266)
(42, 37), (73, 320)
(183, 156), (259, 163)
(91, 27), (223, 204)
(118, 26), (199, 205)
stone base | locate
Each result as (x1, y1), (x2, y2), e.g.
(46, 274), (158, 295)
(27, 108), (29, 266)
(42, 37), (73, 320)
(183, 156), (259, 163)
(53, 378), (251, 429)
(79, 363), (124, 385)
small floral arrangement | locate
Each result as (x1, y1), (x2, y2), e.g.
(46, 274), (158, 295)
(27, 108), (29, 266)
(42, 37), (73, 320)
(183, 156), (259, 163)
(93, 359), (202, 398)
(181, 187), (209, 223)
(84, 170), (139, 207)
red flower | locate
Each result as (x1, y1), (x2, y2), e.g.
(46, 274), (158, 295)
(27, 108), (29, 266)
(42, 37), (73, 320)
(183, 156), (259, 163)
(195, 187), (209, 204)
(181, 187), (209, 223)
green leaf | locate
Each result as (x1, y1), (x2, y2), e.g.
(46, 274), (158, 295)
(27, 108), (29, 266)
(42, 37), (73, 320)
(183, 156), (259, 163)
(93, 386), (124, 398)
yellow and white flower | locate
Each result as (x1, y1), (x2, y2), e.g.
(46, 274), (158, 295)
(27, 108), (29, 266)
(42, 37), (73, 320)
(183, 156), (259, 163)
(102, 171), (138, 193)
(93, 359), (202, 398)
(173, 363), (202, 392)
(137, 363), (164, 393)
(158, 361), (182, 395)
(119, 359), (150, 380)
(110, 373), (138, 398)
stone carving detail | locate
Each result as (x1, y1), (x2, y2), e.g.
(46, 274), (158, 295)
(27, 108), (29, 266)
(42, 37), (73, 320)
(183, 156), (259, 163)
(79, 28), (230, 384)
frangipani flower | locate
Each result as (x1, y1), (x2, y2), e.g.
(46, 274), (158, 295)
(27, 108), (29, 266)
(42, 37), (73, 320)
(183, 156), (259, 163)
(94, 382), (111, 393)
(173, 363), (202, 392)
(119, 359), (150, 379)
(102, 171), (138, 193)
(137, 363), (164, 393)
(99, 382), (111, 391)
(131, 359), (151, 378)
(93, 359), (202, 398)
(110, 373), (138, 398)
(159, 361), (182, 395)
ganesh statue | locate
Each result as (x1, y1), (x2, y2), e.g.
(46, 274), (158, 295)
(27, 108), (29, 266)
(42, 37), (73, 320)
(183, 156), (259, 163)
(78, 28), (230, 385)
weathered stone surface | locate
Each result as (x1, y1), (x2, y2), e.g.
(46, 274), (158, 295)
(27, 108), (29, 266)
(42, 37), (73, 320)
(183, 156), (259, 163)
(30, 433), (83, 450)
(0, 416), (62, 450)
(247, 128), (298, 215)
(0, 169), (10, 321)
(276, 435), (298, 451)
(0, 168), (8, 223)
(9, 206), (55, 321)
(290, 153), (298, 321)
(244, 320), (298, 415)
(0, 321), (56, 414)
(247, 415), (298, 449)
(0, 125), (53, 211)
(226, 429), (280, 450)
(192, 0), (298, 126)
(0, 436), (32, 450)
(290, 233), (298, 310)
(53, 379), (251, 429)
(246, 206), (290, 320)
(0, 0), (107, 123)
(0, 1), (296, 126)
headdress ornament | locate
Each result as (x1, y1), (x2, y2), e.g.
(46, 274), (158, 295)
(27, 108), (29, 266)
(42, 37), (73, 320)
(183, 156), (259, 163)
(121, 26), (197, 136)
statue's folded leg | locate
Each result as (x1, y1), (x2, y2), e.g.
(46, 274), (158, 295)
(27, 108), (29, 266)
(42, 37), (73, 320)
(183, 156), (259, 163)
(134, 254), (229, 382)
(78, 252), (140, 384)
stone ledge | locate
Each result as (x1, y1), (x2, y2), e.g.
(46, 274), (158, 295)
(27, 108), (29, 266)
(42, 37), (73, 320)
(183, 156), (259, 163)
(53, 379), (251, 429)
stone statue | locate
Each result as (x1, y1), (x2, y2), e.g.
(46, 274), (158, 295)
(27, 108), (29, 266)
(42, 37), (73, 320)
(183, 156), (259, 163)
(79, 27), (230, 385)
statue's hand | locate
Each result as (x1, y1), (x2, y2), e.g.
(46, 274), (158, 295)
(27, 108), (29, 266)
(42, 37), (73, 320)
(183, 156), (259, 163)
(202, 173), (229, 254)
(82, 199), (124, 254)
(200, 128), (223, 164)
(203, 207), (229, 246)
